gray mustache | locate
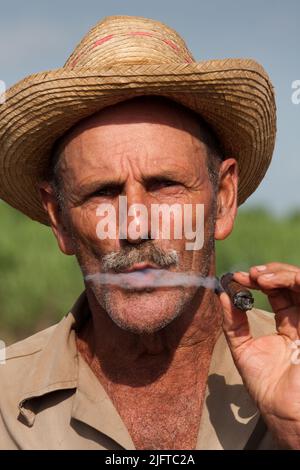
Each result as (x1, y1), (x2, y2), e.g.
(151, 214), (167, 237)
(85, 268), (219, 291)
(101, 246), (179, 272)
(86, 246), (218, 291)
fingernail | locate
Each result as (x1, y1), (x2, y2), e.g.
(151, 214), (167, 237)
(254, 265), (267, 271)
(260, 273), (275, 279)
(238, 271), (249, 276)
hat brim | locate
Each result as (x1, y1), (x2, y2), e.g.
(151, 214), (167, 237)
(0, 59), (276, 225)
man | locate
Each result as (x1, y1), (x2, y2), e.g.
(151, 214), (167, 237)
(0, 15), (299, 450)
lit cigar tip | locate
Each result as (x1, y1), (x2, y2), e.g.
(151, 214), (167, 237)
(219, 272), (254, 311)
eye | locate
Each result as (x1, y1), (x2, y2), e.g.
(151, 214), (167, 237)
(147, 178), (180, 191)
(89, 185), (121, 199)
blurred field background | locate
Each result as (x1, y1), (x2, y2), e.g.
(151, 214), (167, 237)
(1, 201), (300, 345)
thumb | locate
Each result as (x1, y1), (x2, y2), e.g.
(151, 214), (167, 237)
(219, 291), (254, 360)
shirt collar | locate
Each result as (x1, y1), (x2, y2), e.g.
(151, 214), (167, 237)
(17, 290), (261, 449)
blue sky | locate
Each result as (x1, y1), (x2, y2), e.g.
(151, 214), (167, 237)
(0, 0), (299, 214)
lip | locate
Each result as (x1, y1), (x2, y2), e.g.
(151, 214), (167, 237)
(121, 263), (160, 273)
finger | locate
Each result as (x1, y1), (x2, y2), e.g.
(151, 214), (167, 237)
(234, 269), (300, 295)
(233, 271), (273, 294)
(255, 271), (300, 327)
(233, 271), (261, 289)
(219, 291), (254, 360)
(235, 270), (300, 340)
(249, 263), (300, 280)
(255, 270), (300, 295)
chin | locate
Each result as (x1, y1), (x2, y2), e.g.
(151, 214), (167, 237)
(97, 287), (188, 334)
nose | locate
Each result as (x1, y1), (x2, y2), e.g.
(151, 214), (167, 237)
(118, 185), (152, 246)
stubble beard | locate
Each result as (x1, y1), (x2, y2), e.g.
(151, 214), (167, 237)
(69, 202), (216, 335)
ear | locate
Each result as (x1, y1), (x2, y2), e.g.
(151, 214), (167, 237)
(39, 182), (76, 255)
(214, 158), (238, 240)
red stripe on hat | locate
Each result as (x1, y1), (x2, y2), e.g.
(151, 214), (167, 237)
(162, 38), (180, 53)
(93, 34), (115, 47)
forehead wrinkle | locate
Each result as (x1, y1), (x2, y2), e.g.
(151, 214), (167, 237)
(62, 131), (125, 186)
(59, 102), (209, 190)
(56, 94), (209, 152)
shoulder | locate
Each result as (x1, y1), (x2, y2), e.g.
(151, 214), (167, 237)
(0, 323), (60, 428)
(0, 323), (58, 396)
(4, 323), (57, 361)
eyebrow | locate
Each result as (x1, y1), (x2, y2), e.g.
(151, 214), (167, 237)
(71, 179), (123, 204)
(73, 169), (187, 204)
(143, 170), (183, 181)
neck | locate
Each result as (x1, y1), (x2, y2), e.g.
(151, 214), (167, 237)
(76, 283), (223, 387)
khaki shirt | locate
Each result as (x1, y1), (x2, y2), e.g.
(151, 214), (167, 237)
(0, 291), (278, 450)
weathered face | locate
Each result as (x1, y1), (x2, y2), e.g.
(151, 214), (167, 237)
(42, 97), (238, 334)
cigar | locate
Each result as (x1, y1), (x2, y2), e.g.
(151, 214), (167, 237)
(216, 272), (254, 311)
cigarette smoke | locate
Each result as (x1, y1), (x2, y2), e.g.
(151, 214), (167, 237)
(85, 268), (220, 291)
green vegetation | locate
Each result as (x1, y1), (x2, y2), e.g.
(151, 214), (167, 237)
(0, 203), (83, 343)
(0, 202), (300, 343)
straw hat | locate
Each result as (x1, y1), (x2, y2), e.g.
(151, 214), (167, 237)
(0, 15), (276, 225)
